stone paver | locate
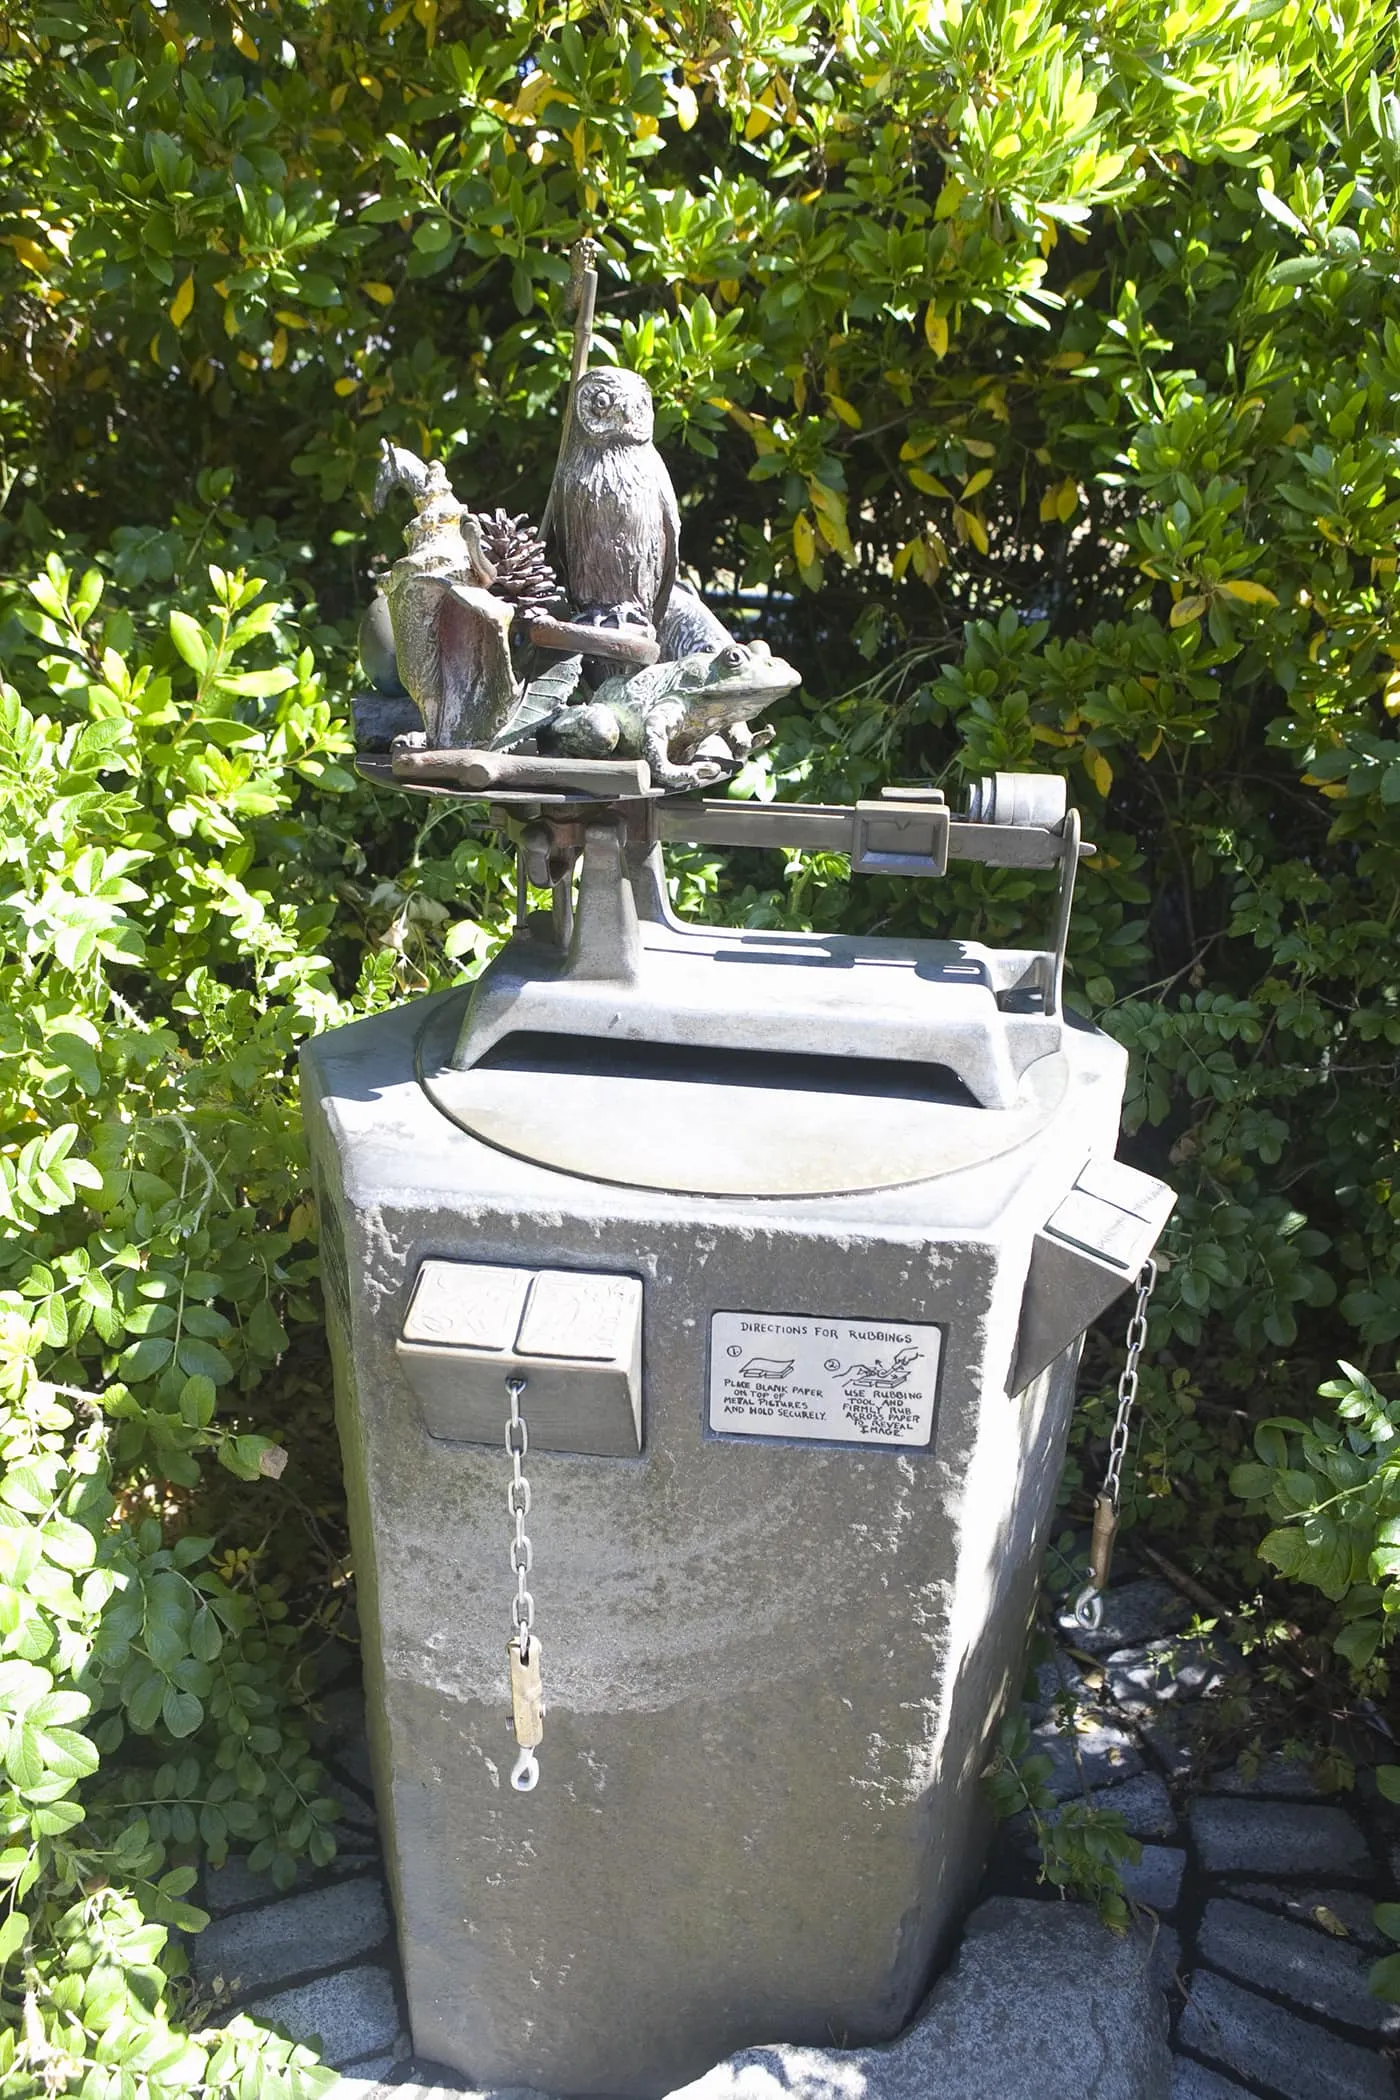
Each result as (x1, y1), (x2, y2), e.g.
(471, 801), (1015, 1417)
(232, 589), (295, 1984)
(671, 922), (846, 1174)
(1189, 1796), (1373, 1878)
(1170, 2062), (1254, 2099)
(204, 1844), (375, 1915)
(1083, 1771), (1177, 1839)
(1059, 1578), (1190, 1656)
(1221, 1879), (1389, 1949)
(1122, 1845), (1187, 1915)
(326, 2078), (468, 2099)
(1149, 1923), (1182, 1991)
(666, 1898), (1170, 2100)
(1107, 1639), (1237, 1717)
(1178, 1970), (1393, 2100)
(1029, 1650), (1090, 1719)
(248, 1963), (402, 2068)
(1138, 1711), (1201, 1780)
(1207, 1753), (1323, 1799)
(194, 1873), (391, 1996)
(1197, 1895), (1396, 2034)
(1032, 1711), (1143, 1796)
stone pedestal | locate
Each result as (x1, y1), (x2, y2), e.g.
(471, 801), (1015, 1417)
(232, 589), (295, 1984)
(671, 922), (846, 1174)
(302, 983), (1161, 2098)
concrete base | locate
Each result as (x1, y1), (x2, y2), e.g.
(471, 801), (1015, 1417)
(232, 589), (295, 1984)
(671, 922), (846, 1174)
(322, 1900), (1171, 2100)
(302, 991), (1131, 2097)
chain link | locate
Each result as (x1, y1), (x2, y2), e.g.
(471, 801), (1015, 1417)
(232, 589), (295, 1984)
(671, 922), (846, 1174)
(506, 1376), (534, 1658)
(1073, 1258), (1158, 1631)
(1102, 1257), (1156, 1516)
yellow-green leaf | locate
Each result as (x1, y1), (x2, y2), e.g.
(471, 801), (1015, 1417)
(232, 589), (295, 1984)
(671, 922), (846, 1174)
(924, 304), (949, 358)
(962, 467), (992, 498)
(827, 394), (862, 429)
(1086, 749), (1113, 797)
(362, 281), (395, 307)
(674, 84), (699, 131)
(908, 468), (951, 499)
(169, 611), (210, 674)
(809, 482), (855, 562)
(955, 506), (989, 556)
(169, 275), (194, 328)
(514, 69), (556, 118)
(1220, 578), (1279, 608)
(793, 513), (816, 567)
(2, 234), (50, 275)
(1169, 594), (1208, 627)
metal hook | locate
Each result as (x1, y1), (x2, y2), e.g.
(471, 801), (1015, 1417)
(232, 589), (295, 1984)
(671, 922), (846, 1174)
(1073, 1582), (1104, 1632)
(511, 1744), (540, 1793)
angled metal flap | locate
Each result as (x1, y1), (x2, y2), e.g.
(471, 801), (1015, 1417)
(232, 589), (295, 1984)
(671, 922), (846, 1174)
(1010, 1156), (1174, 1393)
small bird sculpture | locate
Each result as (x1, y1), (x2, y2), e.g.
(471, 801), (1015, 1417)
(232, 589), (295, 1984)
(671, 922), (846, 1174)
(546, 368), (679, 632)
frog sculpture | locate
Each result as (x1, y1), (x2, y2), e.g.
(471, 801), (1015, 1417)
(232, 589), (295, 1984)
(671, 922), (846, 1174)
(536, 641), (799, 789)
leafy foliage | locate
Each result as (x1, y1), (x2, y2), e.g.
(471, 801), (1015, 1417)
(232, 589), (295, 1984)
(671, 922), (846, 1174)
(985, 1704), (1142, 1932)
(0, 0), (1398, 2087)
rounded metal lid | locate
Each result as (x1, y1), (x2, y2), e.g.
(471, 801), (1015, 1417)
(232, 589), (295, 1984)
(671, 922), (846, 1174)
(417, 995), (1069, 1199)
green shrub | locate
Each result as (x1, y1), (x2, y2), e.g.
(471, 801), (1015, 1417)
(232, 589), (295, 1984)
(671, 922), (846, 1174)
(1, 0), (1399, 2087)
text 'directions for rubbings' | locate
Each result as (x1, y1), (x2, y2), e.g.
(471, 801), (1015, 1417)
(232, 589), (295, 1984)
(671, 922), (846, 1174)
(708, 1310), (942, 1446)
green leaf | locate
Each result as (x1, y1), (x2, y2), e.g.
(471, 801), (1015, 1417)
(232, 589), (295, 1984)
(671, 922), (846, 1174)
(1333, 1618), (1380, 1670)
(176, 1337), (232, 1385)
(1369, 1950), (1400, 1999)
(1258, 1527), (1308, 1579)
(1229, 1463), (1277, 1501)
(162, 1686), (203, 1738)
(190, 1605), (223, 1662)
(33, 1725), (98, 1782)
(169, 610), (211, 672)
(119, 1336), (174, 1382)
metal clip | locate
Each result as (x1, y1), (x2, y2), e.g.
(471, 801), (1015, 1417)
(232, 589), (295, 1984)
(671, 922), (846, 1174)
(1074, 1491), (1118, 1629)
(511, 1744), (540, 1792)
(508, 1632), (545, 1793)
(1073, 1581), (1105, 1632)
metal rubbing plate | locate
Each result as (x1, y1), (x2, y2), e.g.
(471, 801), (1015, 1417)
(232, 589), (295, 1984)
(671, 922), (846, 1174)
(517, 1270), (638, 1362)
(708, 1311), (942, 1447)
(397, 1262), (643, 1456)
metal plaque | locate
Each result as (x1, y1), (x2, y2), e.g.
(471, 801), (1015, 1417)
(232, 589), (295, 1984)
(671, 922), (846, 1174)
(708, 1311), (942, 1447)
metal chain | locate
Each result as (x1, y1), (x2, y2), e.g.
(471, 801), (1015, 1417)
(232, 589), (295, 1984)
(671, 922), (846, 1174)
(1074, 1258), (1158, 1632)
(504, 1375), (546, 1793)
(1102, 1257), (1156, 1514)
(506, 1375), (534, 1658)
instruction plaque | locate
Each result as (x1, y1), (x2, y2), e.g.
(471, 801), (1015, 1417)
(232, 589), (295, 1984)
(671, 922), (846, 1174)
(708, 1310), (942, 1446)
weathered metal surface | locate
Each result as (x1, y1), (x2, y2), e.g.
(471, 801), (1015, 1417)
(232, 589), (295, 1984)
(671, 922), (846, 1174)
(395, 1259), (643, 1455)
(390, 746), (652, 799)
(420, 986), (1071, 1196)
(1012, 1159), (1176, 1391)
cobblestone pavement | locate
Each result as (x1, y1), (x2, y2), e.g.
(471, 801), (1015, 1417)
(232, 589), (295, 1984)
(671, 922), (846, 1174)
(195, 1575), (1400, 2098)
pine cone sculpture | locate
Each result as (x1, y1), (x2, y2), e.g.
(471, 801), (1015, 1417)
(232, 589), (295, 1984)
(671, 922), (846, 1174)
(470, 509), (561, 618)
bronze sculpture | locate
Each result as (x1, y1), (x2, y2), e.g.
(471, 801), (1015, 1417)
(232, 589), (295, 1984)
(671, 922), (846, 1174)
(544, 366), (680, 638)
(361, 240), (797, 796)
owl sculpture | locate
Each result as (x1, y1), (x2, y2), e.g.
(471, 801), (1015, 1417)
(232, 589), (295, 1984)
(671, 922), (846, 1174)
(547, 368), (680, 632)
